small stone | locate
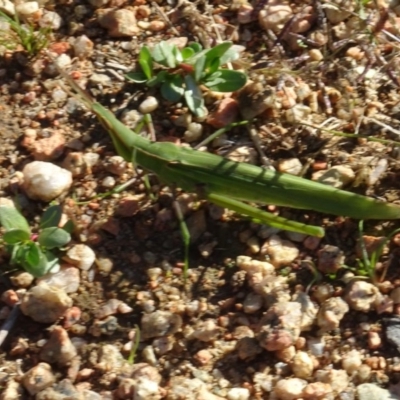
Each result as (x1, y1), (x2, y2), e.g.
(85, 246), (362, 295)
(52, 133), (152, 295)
(316, 369), (348, 393)
(138, 96), (159, 114)
(35, 379), (80, 400)
(104, 155), (127, 175)
(28, 131), (66, 161)
(285, 104), (311, 123)
(206, 98), (239, 128)
(149, 20), (166, 32)
(95, 299), (122, 319)
(23, 161), (72, 202)
(384, 317), (400, 351)
(52, 88), (68, 103)
(345, 280), (379, 312)
(101, 176), (116, 188)
(317, 297), (349, 333)
(72, 35), (94, 59)
(9, 271), (34, 288)
(243, 292), (263, 314)
(227, 146), (257, 164)
(64, 244), (96, 271)
(15, 1), (38, 16)
(0, 379), (23, 399)
(63, 306), (82, 329)
(368, 331), (381, 349)
(302, 382), (332, 399)
(0, 0), (15, 16)
(190, 319), (219, 342)
(342, 349), (362, 375)
(141, 311), (182, 340)
(317, 245), (344, 274)
(356, 383), (393, 400)
(184, 122), (203, 143)
(1, 289), (20, 307)
(313, 165), (355, 188)
(258, 4), (293, 33)
(36, 265), (80, 293)
(22, 363), (55, 396)
(40, 326), (77, 366)
(97, 8), (140, 37)
(39, 10), (62, 30)
(20, 283), (73, 323)
(116, 195), (141, 217)
(273, 378), (307, 400)
(90, 73), (112, 87)
(278, 158), (302, 175)
(291, 351), (314, 379)
(261, 234), (299, 267)
(227, 387), (250, 400)
(61, 152), (87, 176)
(96, 344), (125, 372)
(89, 316), (119, 337)
(236, 256), (275, 277)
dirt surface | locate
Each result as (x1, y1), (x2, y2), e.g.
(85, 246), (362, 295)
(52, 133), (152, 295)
(2, 0), (400, 399)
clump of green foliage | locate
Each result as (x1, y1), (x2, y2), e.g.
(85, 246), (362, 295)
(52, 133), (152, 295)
(126, 41), (247, 117)
(0, 204), (73, 277)
(0, 10), (51, 57)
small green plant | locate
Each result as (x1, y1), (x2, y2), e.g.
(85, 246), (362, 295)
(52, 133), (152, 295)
(0, 10), (51, 57)
(353, 221), (400, 283)
(126, 41), (247, 117)
(0, 204), (73, 277)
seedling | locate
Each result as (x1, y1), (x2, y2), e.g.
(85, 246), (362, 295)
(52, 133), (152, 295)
(352, 221), (400, 284)
(126, 41), (247, 117)
(0, 10), (51, 57)
(0, 205), (73, 277)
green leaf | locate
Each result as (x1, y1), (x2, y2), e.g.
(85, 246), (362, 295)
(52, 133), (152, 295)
(219, 46), (242, 66)
(161, 76), (185, 102)
(24, 242), (41, 267)
(184, 75), (207, 117)
(38, 227), (71, 249)
(147, 70), (168, 87)
(194, 55), (206, 82)
(3, 229), (30, 244)
(126, 71), (148, 83)
(173, 46), (183, 63)
(139, 46), (153, 80)
(21, 244), (58, 277)
(181, 47), (195, 60)
(203, 42), (232, 65)
(62, 220), (75, 234)
(0, 206), (30, 234)
(40, 205), (62, 229)
(205, 58), (220, 76)
(204, 70), (247, 92)
(152, 42), (176, 68)
(188, 42), (202, 53)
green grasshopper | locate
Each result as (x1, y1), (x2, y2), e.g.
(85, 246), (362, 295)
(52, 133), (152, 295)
(58, 69), (400, 244)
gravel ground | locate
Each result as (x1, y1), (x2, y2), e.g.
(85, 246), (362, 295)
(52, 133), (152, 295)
(2, 0), (400, 399)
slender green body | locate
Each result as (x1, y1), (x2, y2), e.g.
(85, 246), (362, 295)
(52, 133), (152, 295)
(93, 103), (400, 221)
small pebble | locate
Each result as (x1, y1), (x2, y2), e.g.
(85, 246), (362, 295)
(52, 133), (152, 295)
(36, 265), (80, 293)
(227, 387), (250, 400)
(141, 311), (182, 340)
(23, 161), (72, 202)
(40, 326), (78, 366)
(72, 35), (94, 59)
(9, 271), (34, 288)
(89, 316), (119, 336)
(139, 96), (159, 114)
(22, 363), (55, 396)
(64, 244), (95, 271)
(20, 283), (73, 323)
(261, 234), (299, 267)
